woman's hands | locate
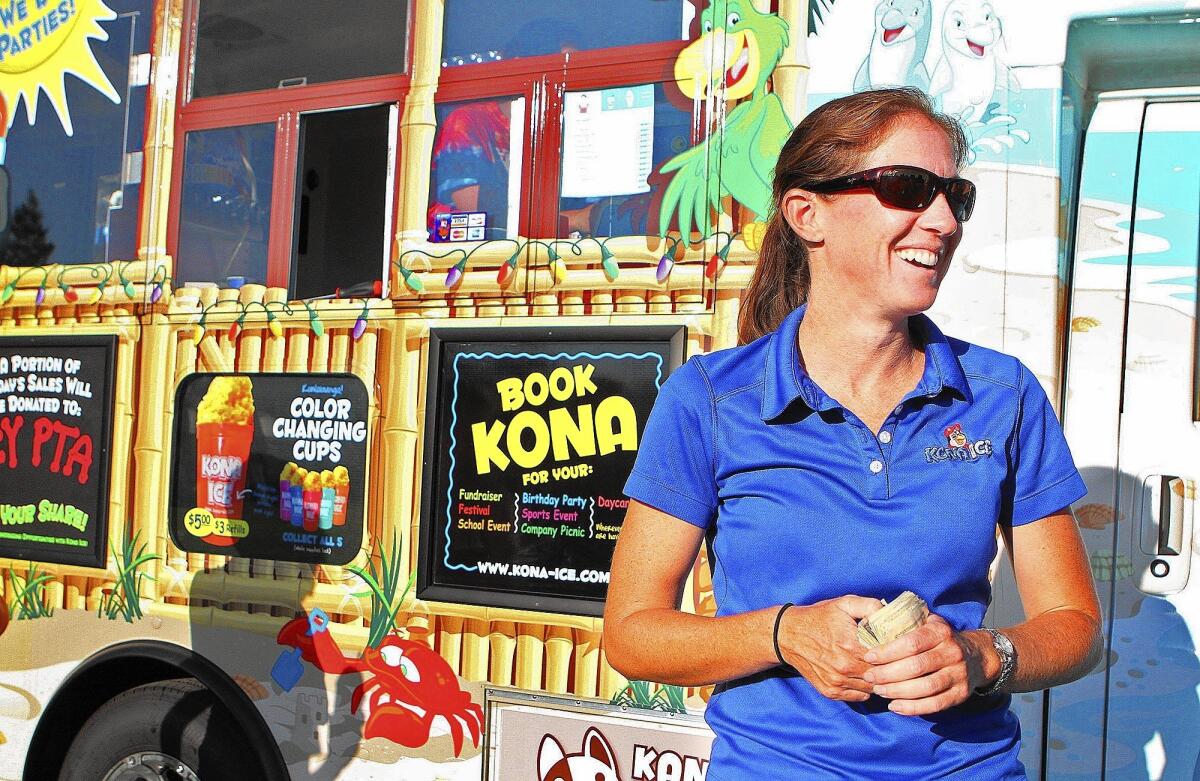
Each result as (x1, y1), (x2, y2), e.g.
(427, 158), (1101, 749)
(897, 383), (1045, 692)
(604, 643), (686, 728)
(863, 615), (994, 715)
(776, 596), (884, 702)
(778, 603), (998, 714)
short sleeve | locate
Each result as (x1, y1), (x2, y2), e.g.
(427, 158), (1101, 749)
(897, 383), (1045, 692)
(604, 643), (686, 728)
(622, 357), (718, 529)
(1003, 363), (1088, 526)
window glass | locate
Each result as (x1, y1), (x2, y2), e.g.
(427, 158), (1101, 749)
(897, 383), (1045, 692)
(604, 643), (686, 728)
(292, 105), (391, 299)
(427, 97), (525, 242)
(0, 0), (153, 265)
(176, 124), (276, 286)
(441, 0), (687, 68)
(192, 0), (408, 99)
(558, 82), (691, 238)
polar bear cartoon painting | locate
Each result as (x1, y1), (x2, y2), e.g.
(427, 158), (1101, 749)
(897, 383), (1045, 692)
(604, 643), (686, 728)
(929, 0), (1018, 122)
(538, 727), (622, 781)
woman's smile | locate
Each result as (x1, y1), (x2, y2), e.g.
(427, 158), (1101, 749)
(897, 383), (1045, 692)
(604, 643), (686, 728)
(895, 247), (941, 269)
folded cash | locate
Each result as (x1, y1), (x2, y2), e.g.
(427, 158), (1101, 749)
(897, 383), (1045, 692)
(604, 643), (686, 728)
(857, 591), (929, 648)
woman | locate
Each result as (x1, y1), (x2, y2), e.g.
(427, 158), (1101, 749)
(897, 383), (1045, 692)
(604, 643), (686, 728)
(603, 88), (1101, 778)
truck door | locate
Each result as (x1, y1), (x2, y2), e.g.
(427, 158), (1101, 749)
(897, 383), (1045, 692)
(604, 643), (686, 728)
(1047, 95), (1200, 780)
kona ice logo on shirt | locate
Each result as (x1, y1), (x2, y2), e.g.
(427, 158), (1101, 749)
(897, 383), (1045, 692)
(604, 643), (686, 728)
(924, 423), (994, 463)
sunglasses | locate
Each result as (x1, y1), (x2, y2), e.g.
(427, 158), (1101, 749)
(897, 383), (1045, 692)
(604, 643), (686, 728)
(803, 165), (976, 222)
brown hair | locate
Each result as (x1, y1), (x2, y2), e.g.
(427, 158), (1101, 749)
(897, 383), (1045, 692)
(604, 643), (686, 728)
(736, 88), (968, 345)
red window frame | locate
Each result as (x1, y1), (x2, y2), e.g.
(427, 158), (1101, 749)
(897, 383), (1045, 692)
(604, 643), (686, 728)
(432, 4), (703, 239)
(167, 0), (412, 290)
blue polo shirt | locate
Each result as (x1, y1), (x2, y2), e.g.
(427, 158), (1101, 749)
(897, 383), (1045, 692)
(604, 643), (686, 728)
(623, 304), (1087, 780)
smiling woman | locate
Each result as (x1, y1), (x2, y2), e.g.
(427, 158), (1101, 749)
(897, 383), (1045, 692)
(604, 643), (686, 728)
(603, 88), (1103, 779)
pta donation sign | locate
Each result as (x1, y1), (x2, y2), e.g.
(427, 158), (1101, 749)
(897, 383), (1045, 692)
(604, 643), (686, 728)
(417, 326), (684, 616)
(0, 336), (117, 568)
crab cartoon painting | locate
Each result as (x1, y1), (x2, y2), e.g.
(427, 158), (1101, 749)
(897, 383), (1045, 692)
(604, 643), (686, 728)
(276, 616), (485, 757)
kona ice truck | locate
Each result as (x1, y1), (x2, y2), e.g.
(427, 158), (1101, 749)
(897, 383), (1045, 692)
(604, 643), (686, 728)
(0, 0), (1197, 779)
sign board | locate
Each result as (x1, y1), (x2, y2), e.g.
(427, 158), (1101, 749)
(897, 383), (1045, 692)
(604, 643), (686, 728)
(169, 373), (368, 564)
(0, 335), (117, 568)
(561, 84), (655, 198)
(417, 326), (685, 616)
(485, 689), (714, 781)
(432, 211), (487, 242)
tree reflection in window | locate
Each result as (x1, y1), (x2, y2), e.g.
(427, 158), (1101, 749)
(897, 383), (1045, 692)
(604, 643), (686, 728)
(177, 124), (275, 286)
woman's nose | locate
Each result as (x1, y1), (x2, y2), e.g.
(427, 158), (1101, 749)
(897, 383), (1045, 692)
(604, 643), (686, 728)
(921, 192), (960, 236)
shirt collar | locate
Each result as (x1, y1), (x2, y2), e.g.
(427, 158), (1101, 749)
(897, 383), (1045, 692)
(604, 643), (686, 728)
(760, 303), (972, 422)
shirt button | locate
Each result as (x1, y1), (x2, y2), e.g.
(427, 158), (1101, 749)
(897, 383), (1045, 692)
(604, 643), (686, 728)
(878, 430), (892, 444)
(869, 460), (884, 474)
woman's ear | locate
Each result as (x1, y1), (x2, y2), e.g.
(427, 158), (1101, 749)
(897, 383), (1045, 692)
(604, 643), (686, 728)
(780, 188), (823, 244)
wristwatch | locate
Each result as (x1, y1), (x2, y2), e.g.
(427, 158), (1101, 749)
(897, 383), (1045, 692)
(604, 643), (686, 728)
(975, 629), (1017, 697)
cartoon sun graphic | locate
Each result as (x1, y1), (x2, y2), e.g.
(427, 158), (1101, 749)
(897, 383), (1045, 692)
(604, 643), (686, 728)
(0, 0), (121, 137)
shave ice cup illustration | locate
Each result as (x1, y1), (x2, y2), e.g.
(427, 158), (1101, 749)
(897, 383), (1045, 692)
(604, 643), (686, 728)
(314, 467), (350, 528)
(319, 470), (335, 530)
(289, 466), (307, 527)
(331, 465), (349, 526)
(195, 377), (255, 545)
(279, 462), (297, 522)
(302, 470), (322, 531)
(281, 463), (348, 529)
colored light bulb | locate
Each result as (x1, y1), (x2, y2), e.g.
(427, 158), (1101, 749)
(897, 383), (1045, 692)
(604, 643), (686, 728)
(123, 280), (137, 298)
(227, 319), (240, 341)
(655, 254), (675, 284)
(446, 262), (465, 288)
(63, 285), (79, 303)
(192, 324), (205, 343)
(403, 270), (425, 293)
(497, 260), (516, 287)
(352, 316), (368, 341)
(35, 286), (45, 306)
(550, 257), (567, 284)
(0, 283), (13, 304)
(150, 283), (163, 303)
(601, 256), (620, 282)
(310, 314), (325, 338)
(705, 253), (722, 282)
(600, 246), (619, 282)
(268, 316), (283, 339)
(86, 287), (103, 305)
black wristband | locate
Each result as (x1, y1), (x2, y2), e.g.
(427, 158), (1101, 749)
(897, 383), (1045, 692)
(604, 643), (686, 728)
(773, 602), (794, 667)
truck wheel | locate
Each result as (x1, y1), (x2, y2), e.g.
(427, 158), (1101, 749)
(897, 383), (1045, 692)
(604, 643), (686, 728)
(58, 678), (261, 781)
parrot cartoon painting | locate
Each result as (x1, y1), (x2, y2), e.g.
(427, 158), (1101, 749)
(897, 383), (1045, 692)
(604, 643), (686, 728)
(657, 1), (792, 242)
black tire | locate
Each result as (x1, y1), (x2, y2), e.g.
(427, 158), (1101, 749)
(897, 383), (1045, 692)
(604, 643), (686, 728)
(58, 678), (263, 781)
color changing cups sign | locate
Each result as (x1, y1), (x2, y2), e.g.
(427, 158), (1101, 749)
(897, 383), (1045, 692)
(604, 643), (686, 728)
(170, 373), (368, 564)
(417, 326), (685, 616)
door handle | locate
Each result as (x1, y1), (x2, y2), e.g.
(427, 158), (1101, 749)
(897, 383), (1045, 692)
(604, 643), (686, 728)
(1135, 473), (1194, 595)
(1155, 476), (1186, 555)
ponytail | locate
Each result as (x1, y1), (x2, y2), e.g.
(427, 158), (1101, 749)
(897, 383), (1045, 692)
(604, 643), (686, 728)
(737, 211), (809, 345)
(736, 87), (967, 345)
